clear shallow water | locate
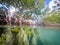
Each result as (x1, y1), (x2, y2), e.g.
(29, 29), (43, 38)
(34, 26), (60, 45)
(0, 26), (60, 45)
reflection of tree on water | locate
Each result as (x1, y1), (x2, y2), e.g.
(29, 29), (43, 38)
(0, 4), (7, 36)
(0, 3), (43, 45)
(0, 3), (7, 45)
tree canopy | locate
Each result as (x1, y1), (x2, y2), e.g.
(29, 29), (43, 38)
(0, 0), (44, 19)
(0, 0), (44, 9)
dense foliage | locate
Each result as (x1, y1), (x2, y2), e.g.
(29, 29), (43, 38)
(0, 27), (37, 45)
(44, 11), (60, 23)
(0, 0), (44, 19)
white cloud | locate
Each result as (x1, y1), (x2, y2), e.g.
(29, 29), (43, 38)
(49, 0), (60, 11)
(49, 0), (56, 11)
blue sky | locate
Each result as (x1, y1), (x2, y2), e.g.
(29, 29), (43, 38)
(41, 0), (52, 12)
(44, 0), (52, 6)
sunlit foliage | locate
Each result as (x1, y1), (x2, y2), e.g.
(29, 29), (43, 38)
(44, 11), (60, 23)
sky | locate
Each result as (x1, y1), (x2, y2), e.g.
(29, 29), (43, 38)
(41, 0), (51, 12)
(48, 0), (60, 11)
(44, 0), (52, 6)
(43, 0), (60, 13)
(41, 0), (59, 12)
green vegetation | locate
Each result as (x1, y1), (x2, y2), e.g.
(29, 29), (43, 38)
(0, 0), (44, 19)
(44, 12), (60, 23)
(0, 34), (6, 45)
(0, 0), (44, 9)
(17, 27), (36, 45)
(0, 27), (37, 45)
(0, 0), (45, 45)
(1, 0), (60, 45)
(11, 28), (19, 34)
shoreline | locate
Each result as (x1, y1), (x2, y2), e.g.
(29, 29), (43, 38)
(38, 22), (60, 27)
(0, 22), (60, 28)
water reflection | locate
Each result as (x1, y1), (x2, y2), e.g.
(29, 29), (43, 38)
(0, 26), (60, 45)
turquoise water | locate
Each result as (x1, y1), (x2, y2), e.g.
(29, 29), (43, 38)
(0, 26), (60, 45)
(35, 27), (60, 45)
